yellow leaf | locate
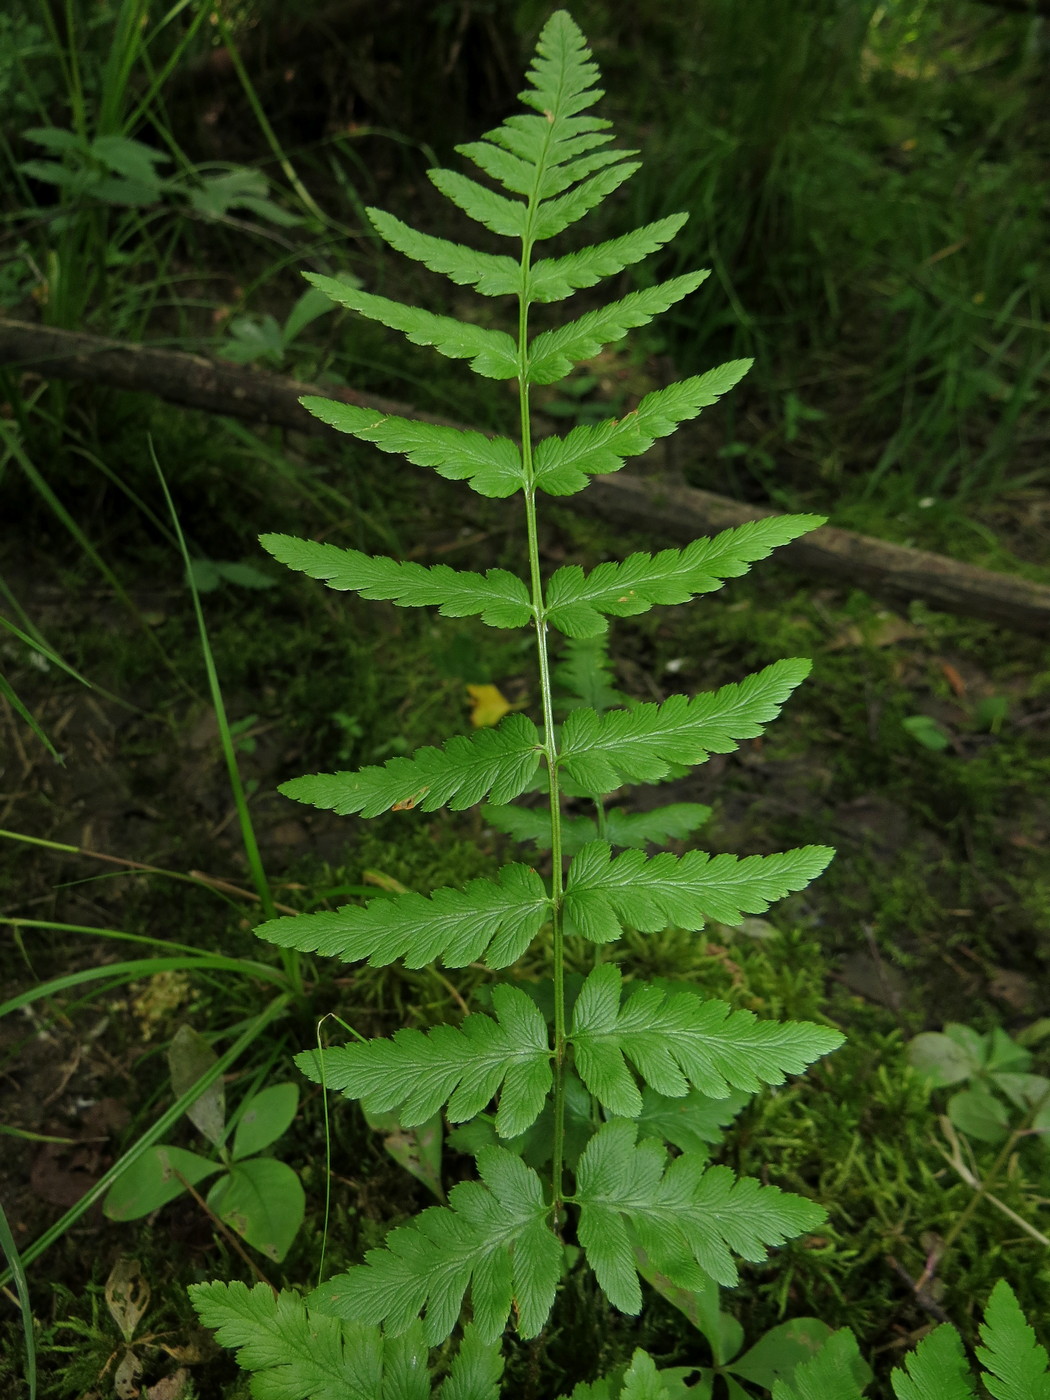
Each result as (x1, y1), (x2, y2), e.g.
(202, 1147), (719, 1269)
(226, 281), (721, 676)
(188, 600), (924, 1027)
(467, 683), (512, 728)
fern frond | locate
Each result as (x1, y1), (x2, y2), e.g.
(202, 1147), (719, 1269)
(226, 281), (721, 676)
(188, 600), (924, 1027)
(526, 215), (687, 302)
(428, 169), (527, 239)
(458, 140), (632, 203)
(439, 1325), (505, 1400)
(975, 1279), (1050, 1400)
(260, 535), (533, 628)
(528, 275), (709, 386)
(300, 400), (525, 498)
(531, 363), (751, 496)
(255, 863), (551, 970)
(559, 660), (812, 792)
(367, 208), (521, 298)
(888, 1325), (976, 1400)
(772, 1329), (871, 1400)
(570, 964), (843, 1117)
(574, 1119), (825, 1311)
(308, 1147), (560, 1345)
(563, 841), (835, 942)
(302, 274), (518, 379)
(187, 1280), (425, 1400)
(483, 801), (711, 856)
(555, 635), (627, 713)
(531, 163), (642, 241)
(297, 985), (552, 1137)
(280, 713), (541, 818)
(545, 513), (825, 626)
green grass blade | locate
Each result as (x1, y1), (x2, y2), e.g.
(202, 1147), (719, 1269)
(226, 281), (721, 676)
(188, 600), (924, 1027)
(0, 670), (63, 762)
(0, 954), (289, 1019)
(0, 1197), (36, 1400)
(153, 449), (278, 927)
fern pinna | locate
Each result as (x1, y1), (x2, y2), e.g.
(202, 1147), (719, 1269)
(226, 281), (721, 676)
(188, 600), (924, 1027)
(193, 7), (849, 1384)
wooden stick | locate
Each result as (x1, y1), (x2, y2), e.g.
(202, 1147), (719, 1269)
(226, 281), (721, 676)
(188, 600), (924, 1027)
(3, 315), (1048, 637)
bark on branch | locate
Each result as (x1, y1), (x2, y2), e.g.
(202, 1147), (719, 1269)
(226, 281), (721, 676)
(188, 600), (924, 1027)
(3, 316), (1048, 638)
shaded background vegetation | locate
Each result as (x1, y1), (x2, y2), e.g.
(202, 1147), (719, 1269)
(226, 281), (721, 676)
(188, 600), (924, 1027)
(0, 1), (1048, 1397)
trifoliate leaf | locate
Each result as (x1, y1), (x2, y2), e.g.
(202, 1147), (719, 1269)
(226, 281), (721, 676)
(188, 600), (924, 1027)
(302, 273), (518, 379)
(187, 1280), (420, 1400)
(255, 863), (551, 970)
(563, 841), (835, 941)
(260, 534), (533, 628)
(559, 660), (811, 792)
(974, 1280), (1050, 1400)
(368, 207), (522, 298)
(297, 984), (552, 1137)
(772, 1329), (871, 1400)
(528, 274), (709, 386)
(575, 1119), (825, 1309)
(532, 363), (751, 496)
(280, 712), (542, 818)
(570, 964), (843, 1116)
(525, 215), (688, 302)
(308, 1147), (560, 1345)
(299, 401), (525, 498)
(545, 512), (824, 625)
(887, 1324), (976, 1400)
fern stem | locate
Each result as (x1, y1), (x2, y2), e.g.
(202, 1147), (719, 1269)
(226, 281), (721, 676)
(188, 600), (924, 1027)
(517, 235), (568, 1213)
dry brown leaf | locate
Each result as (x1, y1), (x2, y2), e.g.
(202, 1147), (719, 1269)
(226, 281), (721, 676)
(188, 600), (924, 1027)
(106, 1259), (150, 1344)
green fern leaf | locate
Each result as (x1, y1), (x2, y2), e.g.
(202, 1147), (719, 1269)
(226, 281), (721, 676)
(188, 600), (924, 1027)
(280, 713), (541, 818)
(298, 401), (525, 498)
(428, 169), (527, 239)
(570, 964), (843, 1117)
(458, 139), (632, 203)
(302, 274), (518, 379)
(531, 162), (642, 242)
(259, 535), (533, 628)
(484, 801), (711, 856)
(367, 208), (521, 298)
(563, 841), (835, 942)
(545, 512), (824, 626)
(297, 984), (552, 1136)
(888, 1324), (976, 1400)
(621, 1351), (673, 1400)
(532, 363), (752, 496)
(636, 1084), (750, 1154)
(438, 1325), (505, 1400)
(575, 1119), (825, 1311)
(527, 215), (688, 302)
(308, 1147), (560, 1345)
(772, 1329), (871, 1400)
(528, 275), (709, 386)
(559, 660), (812, 792)
(255, 863), (551, 970)
(187, 1280), (425, 1400)
(975, 1280), (1050, 1400)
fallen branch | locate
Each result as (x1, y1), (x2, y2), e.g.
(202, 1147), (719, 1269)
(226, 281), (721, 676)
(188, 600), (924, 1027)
(3, 316), (1049, 638)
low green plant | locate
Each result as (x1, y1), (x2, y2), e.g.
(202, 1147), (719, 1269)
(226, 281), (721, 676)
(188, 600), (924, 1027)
(103, 1025), (305, 1262)
(185, 11), (1046, 1396)
(909, 1019), (1050, 1148)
